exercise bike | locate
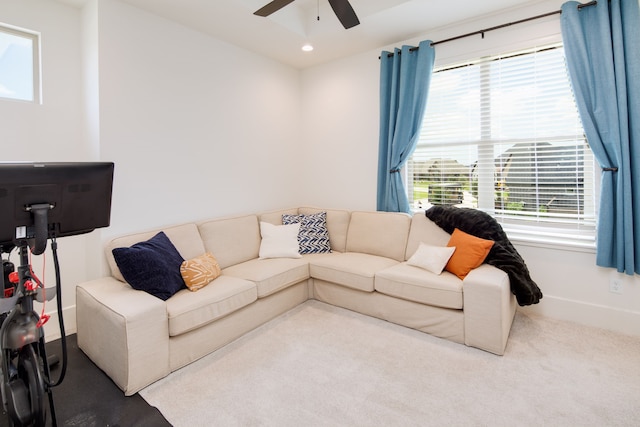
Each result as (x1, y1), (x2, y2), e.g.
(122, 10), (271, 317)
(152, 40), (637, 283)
(0, 205), (67, 427)
(0, 161), (114, 427)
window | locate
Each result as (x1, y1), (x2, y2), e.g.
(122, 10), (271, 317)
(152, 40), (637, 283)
(0, 24), (40, 102)
(407, 44), (597, 247)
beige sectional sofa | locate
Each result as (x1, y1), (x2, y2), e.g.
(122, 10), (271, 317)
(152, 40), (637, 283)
(76, 207), (517, 396)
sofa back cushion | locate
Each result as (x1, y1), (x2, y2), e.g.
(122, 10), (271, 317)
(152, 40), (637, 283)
(405, 213), (452, 260)
(299, 207), (351, 253)
(345, 211), (411, 262)
(106, 223), (205, 283)
(198, 214), (261, 269)
(258, 208), (299, 225)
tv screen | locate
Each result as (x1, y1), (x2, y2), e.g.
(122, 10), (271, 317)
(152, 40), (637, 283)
(0, 162), (114, 252)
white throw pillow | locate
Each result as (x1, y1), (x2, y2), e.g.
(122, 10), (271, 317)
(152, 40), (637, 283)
(407, 242), (456, 275)
(259, 222), (302, 259)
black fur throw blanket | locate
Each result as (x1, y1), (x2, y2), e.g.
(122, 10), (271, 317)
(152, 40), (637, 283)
(425, 205), (542, 306)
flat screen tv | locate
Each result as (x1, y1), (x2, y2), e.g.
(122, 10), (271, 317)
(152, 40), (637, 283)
(0, 162), (114, 254)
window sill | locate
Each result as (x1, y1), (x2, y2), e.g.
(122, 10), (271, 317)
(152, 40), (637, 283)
(505, 231), (596, 254)
(500, 223), (596, 253)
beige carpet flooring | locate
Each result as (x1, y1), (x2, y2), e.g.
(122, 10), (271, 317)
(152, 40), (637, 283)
(140, 300), (640, 426)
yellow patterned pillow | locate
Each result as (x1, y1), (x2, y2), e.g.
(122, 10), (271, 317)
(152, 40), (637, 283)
(180, 252), (221, 291)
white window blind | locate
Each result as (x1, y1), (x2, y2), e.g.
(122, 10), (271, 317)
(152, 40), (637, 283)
(407, 44), (597, 247)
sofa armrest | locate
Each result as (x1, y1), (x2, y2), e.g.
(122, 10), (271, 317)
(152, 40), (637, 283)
(76, 277), (170, 395)
(462, 264), (517, 355)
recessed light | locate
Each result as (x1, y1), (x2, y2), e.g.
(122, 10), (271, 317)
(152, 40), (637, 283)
(302, 44), (314, 52)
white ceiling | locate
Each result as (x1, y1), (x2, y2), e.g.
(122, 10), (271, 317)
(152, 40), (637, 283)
(61, 0), (542, 69)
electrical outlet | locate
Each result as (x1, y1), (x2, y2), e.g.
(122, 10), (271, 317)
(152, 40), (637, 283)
(609, 279), (623, 294)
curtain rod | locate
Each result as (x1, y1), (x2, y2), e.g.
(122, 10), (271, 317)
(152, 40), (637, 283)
(381, 0), (597, 58)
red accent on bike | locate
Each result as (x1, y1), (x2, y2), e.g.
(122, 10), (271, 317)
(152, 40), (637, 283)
(37, 314), (50, 328)
(25, 280), (37, 291)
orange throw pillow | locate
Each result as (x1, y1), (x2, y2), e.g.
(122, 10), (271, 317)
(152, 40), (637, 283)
(445, 228), (494, 279)
(180, 252), (221, 291)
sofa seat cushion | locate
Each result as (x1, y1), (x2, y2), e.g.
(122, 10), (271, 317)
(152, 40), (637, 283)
(223, 258), (310, 298)
(310, 252), (399, 292)
(375, 263), (463, 309)
(166, 276), (257, 337)
(301, 252), (336, 262)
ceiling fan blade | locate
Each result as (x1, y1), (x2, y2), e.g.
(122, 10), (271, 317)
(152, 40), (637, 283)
(327, 0), (360, 29)
(254, 0), (296, 17)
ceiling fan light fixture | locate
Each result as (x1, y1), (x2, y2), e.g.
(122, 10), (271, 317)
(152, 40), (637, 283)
(302, 44), (314, 52)
(254, 0), (359, 30)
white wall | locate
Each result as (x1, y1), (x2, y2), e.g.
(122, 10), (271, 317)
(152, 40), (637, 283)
(300, 51), (380, 211)
(96, 0), (303, 237)
(300, 0), (640, 336)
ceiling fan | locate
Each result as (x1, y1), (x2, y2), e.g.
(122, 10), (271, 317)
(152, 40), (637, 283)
(254, 0), (360, 29)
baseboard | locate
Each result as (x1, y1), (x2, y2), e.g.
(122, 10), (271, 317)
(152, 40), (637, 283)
(42, 305), (77, 343)
(519, 295), (640, 337)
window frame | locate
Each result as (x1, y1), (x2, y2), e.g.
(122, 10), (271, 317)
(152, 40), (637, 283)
(0, 23), (41, 103)
(406, 43), (599, 251)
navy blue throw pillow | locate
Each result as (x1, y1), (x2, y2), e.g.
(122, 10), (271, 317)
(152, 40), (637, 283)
(112, 231), (185, 300)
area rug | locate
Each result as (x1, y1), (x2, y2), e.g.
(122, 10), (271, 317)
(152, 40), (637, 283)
(140, 300), (640, 426)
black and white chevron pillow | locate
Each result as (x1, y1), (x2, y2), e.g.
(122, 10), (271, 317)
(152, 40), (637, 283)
(282, 211), (332, 254)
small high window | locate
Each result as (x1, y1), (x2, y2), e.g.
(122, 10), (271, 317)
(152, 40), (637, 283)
(0, 24), (40, 102)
